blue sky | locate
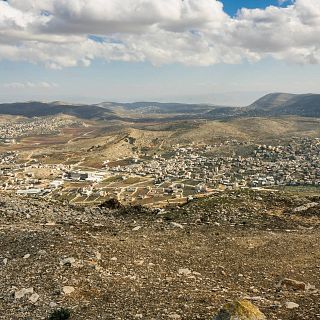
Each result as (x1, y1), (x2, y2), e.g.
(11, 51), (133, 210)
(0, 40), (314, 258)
(0, 0), (319, 105)
(222, 0), (290, 15)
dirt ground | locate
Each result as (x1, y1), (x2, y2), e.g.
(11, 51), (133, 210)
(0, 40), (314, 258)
(0, 191), (319, 320)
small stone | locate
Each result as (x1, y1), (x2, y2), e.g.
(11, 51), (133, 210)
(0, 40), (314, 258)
(285, 302), (299, 309)
(96, 251), (102, 260)
(23, 254), (31, 259)
(45, 221), (56, 226)
(15, 288), (34, 299)
(243, 296), (264, 302)
(178, 268), (192, 276)
(134, 259), (144, 266)
(171, 222), (184, 229)
(29, 293), (39, 303)
(134, 314), (143, 319)
(49, 302), (57, 308)
(250, 287), (259, 294)
(38, 250), (46, 256)
(111, 257), (117, 261)
(132, 226), (142, 231)
(60, 257), (76, 267)
(168, 313), (181, 319)
(63, 286), (75, 295)
(3, 258), (8, 265)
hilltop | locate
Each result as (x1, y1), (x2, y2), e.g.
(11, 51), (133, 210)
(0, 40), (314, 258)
(0, 102), (117, 120)
(245, 93), (320, 117)
(0, 189), (319, 319)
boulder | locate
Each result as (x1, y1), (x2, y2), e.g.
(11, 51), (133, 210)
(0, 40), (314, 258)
(99, 198), (122, 210)
(276, 278), (316, 291)
(292, 202), (319, 215)
(213, 299), (266, 320)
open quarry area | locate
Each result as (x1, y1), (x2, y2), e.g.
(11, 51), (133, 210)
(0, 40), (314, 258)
(0, 189), (319, 319)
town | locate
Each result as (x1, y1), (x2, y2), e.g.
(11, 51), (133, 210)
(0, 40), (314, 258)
(0, 137), (319, 207)
(0, 117), (81, 144)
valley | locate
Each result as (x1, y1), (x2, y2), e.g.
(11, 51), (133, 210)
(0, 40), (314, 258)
(0, 94), (319, 208)
(0, 93), (319, 319)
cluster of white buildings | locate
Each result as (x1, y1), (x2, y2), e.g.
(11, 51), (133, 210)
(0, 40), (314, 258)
(0, 117), (81, 141)
(108, 138), (320, 189)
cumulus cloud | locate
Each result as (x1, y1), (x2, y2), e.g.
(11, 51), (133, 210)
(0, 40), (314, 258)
(0, 0), (319, 68)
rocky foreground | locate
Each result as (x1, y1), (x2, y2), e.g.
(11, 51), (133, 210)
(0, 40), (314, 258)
(0, 190), (319, 319)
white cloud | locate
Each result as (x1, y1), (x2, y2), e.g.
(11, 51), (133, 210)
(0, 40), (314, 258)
(0, 0), (320, 68)
(3, 81), (58, 89)
(278, 0), (293, 4)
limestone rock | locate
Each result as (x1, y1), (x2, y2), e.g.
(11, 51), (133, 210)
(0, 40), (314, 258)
(15, 287), (34, 300)
(213, 299), (266, 320)
(29, 293), (39, 303)
(171, 222), (184, 229)
(285, 302), (299, 309)
(277, 278), (315, 291)
(293, 202), (318, 213)
(178, 268), (192, 276)
(60, 257), (76, 267)
(62, 286), (75, 295)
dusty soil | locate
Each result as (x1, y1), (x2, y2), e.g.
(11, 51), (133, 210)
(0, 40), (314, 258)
(0, 190), (319, 320)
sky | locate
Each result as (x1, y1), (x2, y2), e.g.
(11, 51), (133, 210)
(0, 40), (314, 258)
(1, 0), (320, 106)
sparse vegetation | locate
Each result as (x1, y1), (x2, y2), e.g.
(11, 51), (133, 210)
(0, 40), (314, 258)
(48, 308), (71, 320)
(0, 191), (319, 319)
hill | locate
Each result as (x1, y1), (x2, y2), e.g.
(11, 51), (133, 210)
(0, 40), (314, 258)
(0, 102), (117, 120)
(108, 93), (320, 119)
(246, 93), (320, 117)
(247, 93), (296, 111)
(0, 190), (319, 319)
(98, 101), (218, 115)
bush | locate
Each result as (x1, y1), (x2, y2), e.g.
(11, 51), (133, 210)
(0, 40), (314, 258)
(48, 308), (71, 320)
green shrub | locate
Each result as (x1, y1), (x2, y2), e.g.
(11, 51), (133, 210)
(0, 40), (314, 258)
(48, 308), (71, 320)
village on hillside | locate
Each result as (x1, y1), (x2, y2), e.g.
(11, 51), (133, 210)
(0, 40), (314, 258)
(0, 137), (319, 207)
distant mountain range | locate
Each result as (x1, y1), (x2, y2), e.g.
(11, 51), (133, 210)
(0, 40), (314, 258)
(0, 93), (319, 120)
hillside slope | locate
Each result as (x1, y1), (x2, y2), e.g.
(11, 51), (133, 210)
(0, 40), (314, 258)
(0, 102), (117, 120)
(248, 93), (296, 111)
(0, 190), (319, 319)
(246, 93), (320, 117)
